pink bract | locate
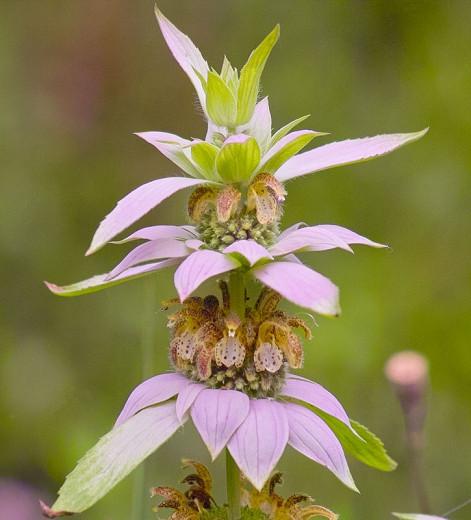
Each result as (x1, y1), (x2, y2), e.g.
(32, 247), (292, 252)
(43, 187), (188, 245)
(115, 372), (358, 492)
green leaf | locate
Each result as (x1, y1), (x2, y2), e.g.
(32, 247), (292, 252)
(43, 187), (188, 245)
(51, 404), (182, 514)
(260, 131), (320, 174)
(206, 70), (237, 127)
(190, 141), (220, 180)
(287, 398), (397, 471)
(328, 415), (397, 472)
(216, 135), (261, 182)
(270, 114), (312, 147)
(236, 25), (280, 125)
(392, 514), (447, 520)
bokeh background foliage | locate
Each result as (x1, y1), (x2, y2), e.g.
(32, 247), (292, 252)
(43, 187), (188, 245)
(1, 1), (470, 518)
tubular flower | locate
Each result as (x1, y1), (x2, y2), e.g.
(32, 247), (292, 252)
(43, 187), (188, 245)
(45, 9), (426, 296)
(166, 285), (308, 395)
(151, 459), (217, 520)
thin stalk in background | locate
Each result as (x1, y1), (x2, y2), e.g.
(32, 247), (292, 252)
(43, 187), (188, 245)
(132, 280), (159, 520)
(443, 496), (471, 517)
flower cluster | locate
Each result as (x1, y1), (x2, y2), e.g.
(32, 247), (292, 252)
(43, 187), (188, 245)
(166, 284), (308, 397)
(152, 460), (338, 520)
(43, 6), (425, 518)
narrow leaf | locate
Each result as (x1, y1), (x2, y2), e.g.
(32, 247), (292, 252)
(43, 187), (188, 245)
(259, 130), (320, 174)
(270, 114), (311, 147)
(206, 71), (237, 127)
(236, 25), (280, 125)
(45, 259), (178, 297)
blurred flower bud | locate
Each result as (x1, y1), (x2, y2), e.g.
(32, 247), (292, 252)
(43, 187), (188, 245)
(385, 351), (431, 513)
(385, 350), (429, 438)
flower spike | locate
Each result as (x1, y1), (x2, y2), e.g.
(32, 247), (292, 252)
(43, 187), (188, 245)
(45, 7), (423, 517)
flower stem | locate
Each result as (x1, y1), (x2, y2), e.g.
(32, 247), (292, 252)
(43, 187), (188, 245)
(228, 270), (246, 319)
(226, 449), (241, 520)
(226, 271), (245, 520)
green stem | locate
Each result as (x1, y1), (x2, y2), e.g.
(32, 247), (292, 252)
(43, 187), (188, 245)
(226, 449), (241, 520)
(132, 280), (158, 520)
(226, 271), (245, 520)
(228, 271), (246, 319)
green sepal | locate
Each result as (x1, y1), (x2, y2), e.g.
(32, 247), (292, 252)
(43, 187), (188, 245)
(190, 141), (220, 180)
(216, 136), (261, 182)
(236, 25), (280, 125)
(206, 70), (237, 127)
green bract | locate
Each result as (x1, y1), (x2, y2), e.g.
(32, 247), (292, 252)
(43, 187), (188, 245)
(190, 141), (220, 180)
(216, 135), (261, 182)
(259, 130), (319, 174)
(197, 27), (279, 128)
(270, 114), (312, 147)
(236, 25), (280, 125)
(206, 70), (238, 127)
(286, 398), (397, 472)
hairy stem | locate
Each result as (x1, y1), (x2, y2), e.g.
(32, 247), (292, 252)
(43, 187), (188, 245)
(226, 449), (241, 520)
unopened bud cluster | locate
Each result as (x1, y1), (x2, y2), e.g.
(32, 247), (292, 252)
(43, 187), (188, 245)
(164, 285), (311, 399)
(197, 210), (279, 251)
(188, 173), (287, 251)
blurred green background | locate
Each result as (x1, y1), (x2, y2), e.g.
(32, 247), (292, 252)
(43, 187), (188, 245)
(1, 1), (470, 518)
